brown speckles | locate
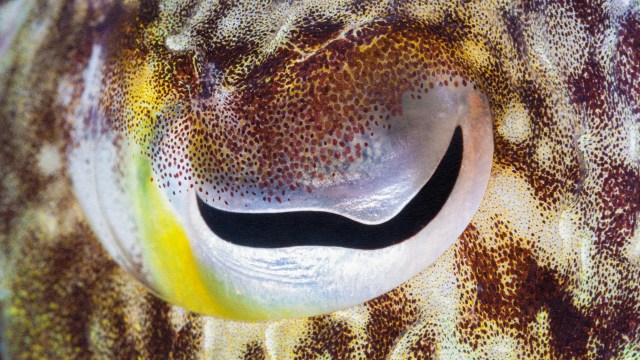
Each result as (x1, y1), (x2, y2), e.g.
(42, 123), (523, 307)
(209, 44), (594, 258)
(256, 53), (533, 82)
(364, 290), (418, 358)
(569, 52), (607, 111)
(455, 222), (592, 358)
(405, 326), (437, 359)
(614, 13), (640, 114)
(287, 295), (418, 358)
(293, 316), (358, 359)
(242, 341), (267, 360)
(102, 14), (476, 207)
(596, 166), (640, 250)
(171, 321), (203, 360)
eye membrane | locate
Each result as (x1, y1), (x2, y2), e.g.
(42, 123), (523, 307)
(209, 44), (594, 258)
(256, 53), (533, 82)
(197, 126), (463, 249)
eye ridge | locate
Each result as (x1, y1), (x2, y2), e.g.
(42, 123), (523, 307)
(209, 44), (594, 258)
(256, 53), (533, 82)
(197, 126), (463, 250)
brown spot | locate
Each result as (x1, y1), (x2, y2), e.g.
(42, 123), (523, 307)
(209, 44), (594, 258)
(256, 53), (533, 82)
(293, 316), (357, 359)
(406, 327), (437, 359)
(364, 290), (418, 359)
(455, 222), (592, 358)
(242, 341), (267, 360)
(568, 52), (607, 112)
(171, 321), (203, 360)
(614, 14), (640, 114)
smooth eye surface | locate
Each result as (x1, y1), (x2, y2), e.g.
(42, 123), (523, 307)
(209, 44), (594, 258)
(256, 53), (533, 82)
(68, 18), (494, 320)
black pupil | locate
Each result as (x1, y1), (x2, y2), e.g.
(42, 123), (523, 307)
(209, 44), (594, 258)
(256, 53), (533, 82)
(197, 126), (463, 249)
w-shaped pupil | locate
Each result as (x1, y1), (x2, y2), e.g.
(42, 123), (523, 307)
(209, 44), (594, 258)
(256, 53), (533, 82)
(197, 127), (463, 249)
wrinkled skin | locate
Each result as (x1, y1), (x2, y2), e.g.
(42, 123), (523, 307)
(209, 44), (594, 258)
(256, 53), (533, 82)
(1, 0), (640, 358)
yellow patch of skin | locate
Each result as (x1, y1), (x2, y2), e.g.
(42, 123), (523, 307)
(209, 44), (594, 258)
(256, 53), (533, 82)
(130, 152), (284, 320)
(130, 154), (225, 316)
(123, 58), (163, 140)
(115, 53), (257, 318)
(461, 39), (491, 71)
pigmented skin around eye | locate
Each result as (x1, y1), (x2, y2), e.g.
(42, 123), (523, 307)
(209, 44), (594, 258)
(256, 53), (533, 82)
(0, 0), (639, 359)
(70, 3), (494, 320)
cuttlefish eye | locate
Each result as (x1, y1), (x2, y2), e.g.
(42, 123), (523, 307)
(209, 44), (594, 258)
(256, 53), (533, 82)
(68, 13), (493, 320)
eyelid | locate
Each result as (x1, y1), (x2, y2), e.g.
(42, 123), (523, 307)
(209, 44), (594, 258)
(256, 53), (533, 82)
(195, 126), (462, 249)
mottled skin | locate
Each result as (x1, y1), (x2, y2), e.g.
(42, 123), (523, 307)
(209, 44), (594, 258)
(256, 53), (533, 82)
(1, 0), (639, 359)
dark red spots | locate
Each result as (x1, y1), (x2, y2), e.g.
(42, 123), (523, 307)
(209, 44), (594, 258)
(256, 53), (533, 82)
(455, 223), (592, 358)
(405, 328), (437, 359)
(568, 52), (607, 111)
(595, 166), (640, 249)
(614, 14), (640, 114)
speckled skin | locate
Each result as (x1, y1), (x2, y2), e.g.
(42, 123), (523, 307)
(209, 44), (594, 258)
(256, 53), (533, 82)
(1, 0), (639, 358)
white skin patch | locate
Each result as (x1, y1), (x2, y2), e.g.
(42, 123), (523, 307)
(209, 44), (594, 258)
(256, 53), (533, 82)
(165, 33), (193, 52)
(629, 121), (640, 165)
(474, 167), (544, 247)
(264, 319), (308, 358)
(624, 220), (640, 264)
(498, 102), (531, 144)
(167, 306), (188, 330)
(36, 144), (62, 176)
(34, 207), (59, 237)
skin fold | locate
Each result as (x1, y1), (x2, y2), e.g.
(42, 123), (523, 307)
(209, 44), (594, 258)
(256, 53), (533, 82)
(1, 0), (639, 358)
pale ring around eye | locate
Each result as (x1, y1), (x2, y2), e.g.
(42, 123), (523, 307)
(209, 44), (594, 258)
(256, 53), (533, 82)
(69, 49), (494, 320)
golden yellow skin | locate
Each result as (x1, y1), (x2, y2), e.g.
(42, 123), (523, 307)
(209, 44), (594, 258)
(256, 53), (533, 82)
(1, 0), (639, 358)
